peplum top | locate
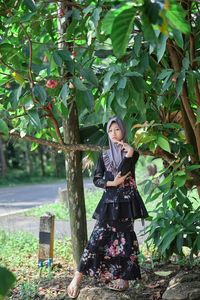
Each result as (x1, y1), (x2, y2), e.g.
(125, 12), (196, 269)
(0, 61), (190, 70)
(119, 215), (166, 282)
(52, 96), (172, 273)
(92, 151), (149, 223)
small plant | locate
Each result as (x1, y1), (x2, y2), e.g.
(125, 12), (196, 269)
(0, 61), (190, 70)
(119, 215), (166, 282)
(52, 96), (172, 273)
(18, 282), (38, 300)
(145, 183), (200, 261)
(0, 267), (16, 300)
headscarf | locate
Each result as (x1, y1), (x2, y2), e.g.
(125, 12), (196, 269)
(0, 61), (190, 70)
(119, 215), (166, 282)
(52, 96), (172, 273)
(103, 116), (127, 175)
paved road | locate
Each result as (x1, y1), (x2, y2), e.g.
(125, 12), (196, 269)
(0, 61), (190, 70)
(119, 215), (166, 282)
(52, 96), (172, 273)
(0, 179), (94, 217)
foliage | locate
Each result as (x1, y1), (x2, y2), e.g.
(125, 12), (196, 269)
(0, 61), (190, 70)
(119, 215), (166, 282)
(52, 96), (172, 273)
(0, 230), (73, 299)
(0, 267), (16, 299)
(145, 185), (200, 260)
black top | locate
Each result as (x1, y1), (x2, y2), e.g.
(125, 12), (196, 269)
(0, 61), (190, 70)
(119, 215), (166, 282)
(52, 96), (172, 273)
(92, 151), (148, 222)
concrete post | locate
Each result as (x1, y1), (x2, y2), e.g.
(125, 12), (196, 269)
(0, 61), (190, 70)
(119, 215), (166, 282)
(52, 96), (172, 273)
(38, 213), (55, 268)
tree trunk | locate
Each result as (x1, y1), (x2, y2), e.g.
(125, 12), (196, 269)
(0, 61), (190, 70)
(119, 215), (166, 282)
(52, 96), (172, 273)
(57, 1), (88, 265)
(25, 142), (33, 175)
(63, 100), (88, 266)
(38, 145), (46, 177)
(0, 137), (7, 177)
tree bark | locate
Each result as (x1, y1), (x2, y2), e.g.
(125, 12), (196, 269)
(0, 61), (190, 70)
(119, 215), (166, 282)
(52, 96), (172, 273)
(39, 145), (46, 177)
(63, 100), (88, 265)
(167, 39), (200, 159)
(0, 137), (7, 177)
(56, 1), (89, 264)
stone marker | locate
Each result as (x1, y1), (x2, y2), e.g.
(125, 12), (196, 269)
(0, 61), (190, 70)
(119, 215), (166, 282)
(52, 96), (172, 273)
(38, 213), (55, 268)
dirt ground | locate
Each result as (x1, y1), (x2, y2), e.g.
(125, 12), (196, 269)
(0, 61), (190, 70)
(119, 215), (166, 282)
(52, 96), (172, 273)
(10, 260), (197, 300)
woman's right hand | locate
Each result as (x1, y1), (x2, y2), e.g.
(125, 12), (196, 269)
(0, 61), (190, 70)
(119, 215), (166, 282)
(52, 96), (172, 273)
(113, 171), (131, 186)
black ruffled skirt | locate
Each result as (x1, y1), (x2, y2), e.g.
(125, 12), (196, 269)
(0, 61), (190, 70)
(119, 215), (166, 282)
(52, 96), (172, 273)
(77, 220), (141, 280)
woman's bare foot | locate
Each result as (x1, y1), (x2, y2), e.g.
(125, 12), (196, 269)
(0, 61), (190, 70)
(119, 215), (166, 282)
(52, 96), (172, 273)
(67, 271), (83, 299)
(100, 272), (112, 284)
(108, 279), (129, 291)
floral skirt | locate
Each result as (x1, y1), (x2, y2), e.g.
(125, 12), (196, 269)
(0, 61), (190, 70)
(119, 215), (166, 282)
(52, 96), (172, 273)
(77, 219), (141, 280)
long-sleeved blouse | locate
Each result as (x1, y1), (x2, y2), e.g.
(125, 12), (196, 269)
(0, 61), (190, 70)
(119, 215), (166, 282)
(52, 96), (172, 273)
(92, 151), (148, 223)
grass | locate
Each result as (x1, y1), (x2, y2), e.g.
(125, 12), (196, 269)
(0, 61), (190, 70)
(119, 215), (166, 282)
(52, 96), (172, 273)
(23, 188), (103, 220)
(0, 230), (74, 300)
(0, 172), (65, 188)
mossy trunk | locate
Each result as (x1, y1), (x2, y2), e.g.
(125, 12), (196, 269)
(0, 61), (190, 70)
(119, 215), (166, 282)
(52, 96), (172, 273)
(63, 100), (88, 266)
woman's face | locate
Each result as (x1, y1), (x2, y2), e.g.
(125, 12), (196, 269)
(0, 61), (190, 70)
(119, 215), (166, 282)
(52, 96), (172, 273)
(108, 122), (123, 143)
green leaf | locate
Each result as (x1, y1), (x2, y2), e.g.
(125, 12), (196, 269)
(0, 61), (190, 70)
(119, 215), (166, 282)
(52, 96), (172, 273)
(197, 106), (200, 123)
(133, 34), (142, 57)
(157, 135), (171, 152)
(186, 164), (200, 172)
(0, 267), (16, 297)
(59, 83), (69, 107)
(159, 173), (173, 187)
(76, 90), (94, 110)
(172, 29), (183, 49)
(141, 15), (157, 45)
(176, 233), (184, 253)
(8, 86), (23, 110)
(175, 174), (187, 187)
(92, 7), (102, 27)
(27, 109), (41, 130)
(165, 4), (190, 34)
(33, 84), (47, 104)
(111, 7), (136, 57)
(158, 69), (173, 80)
(80, 68), (99, 87)
(125, 71), (142, 77)
(53, 51), (63, 67)
(161, 72), (173, 93)
(115, 89), (128, 108)
(57, 50), (72, 61)
(117, 77), (127, 89)
(30, 142), (39, 151)
(21, 12), (36, 22)
(154, 271), (173, 277)
(60, 102), (68, 118)
(46, 19), (54, 41)
(23, 0), (36, 12)
(157, 34), (167, 62)
(74, 77), (88, 91)
(101, 6), (131, 35)
(131, 77), (148, 93)
(0, 119), (9, 139)
(182, 56), (189, 70)
(103, 70), (116, 93)
(176, 70), (185, 97)
(160, 228), (178, 254)
(66, 18), (79, 39)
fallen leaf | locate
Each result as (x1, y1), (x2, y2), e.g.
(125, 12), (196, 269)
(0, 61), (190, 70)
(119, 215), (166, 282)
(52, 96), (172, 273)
(154, 271), (173, 277)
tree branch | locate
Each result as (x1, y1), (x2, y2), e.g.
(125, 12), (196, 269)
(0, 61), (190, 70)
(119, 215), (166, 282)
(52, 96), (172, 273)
(43, 106), (64, 144)
(1, 131), (199, 188)
(8, 131), (106, 152)
(19, 22), (34, 88)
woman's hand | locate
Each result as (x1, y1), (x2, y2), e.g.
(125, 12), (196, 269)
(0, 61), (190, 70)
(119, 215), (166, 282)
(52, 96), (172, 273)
(113, 171), (131, 186)
(114, 140), (134, 157)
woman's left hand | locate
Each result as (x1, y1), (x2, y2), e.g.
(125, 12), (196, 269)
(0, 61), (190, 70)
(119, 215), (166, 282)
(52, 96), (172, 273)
(116, 141), (134, 157)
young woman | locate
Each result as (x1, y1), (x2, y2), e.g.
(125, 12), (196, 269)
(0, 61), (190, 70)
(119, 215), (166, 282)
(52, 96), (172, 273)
(67, 116), (148, 298)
